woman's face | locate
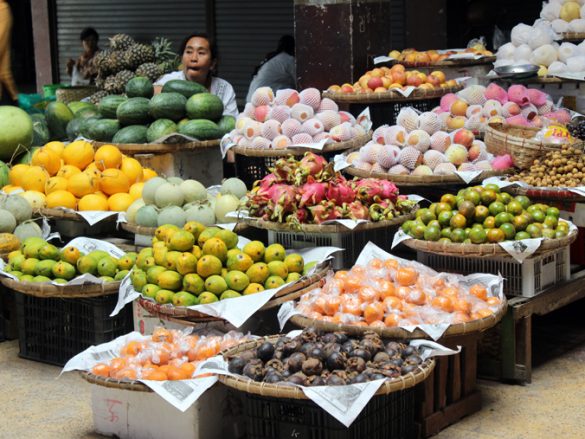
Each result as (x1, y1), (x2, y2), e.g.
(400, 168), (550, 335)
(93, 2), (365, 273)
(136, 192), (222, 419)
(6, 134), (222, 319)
(182, 37), (215, 85)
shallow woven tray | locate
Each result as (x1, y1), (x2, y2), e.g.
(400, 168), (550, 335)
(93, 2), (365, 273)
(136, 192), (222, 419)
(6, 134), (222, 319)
(504, 185), (585, 202)
(80, 371), (152, 392)
(92, 139), (220, 155)
(323, 84), (463, 104)
(138, 263), (330, 322)
(401, 228), (577, 258)
(345, 166), (509, 186)
(219, 336), (435, 399)
(40, 208), (118, 222)
(290, 296), (507, 340)
(56, 86), (97, 104)
(0, 277), (121, 298)
(120, 221), (249, 237)
(399, 56), (496, 68)
(560, 32), (585, 42)
(231, 133), (371, 157)
(240, 212), (414, 233)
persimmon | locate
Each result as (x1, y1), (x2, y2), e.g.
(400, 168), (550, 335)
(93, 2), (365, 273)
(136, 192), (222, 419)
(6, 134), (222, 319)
(364, 302), (384, 324)
(358, 286), (379, 303)
(322, 296), (341, 316)
(396, 267), (418, 286)
(384, 313), (400, 327)
(469, 284), (488, 301)
(91, 363), (110, 377)
(431, 296), (454, 313)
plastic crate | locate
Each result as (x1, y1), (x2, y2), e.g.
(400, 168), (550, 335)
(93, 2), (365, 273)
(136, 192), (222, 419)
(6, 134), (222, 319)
(268, 225), (401, 270)
(15, 293), (133, 366)
(240, 388), (415, 439)
(349, 98), (440, 130)
(417, 246), (570, 298)
(18, 93), (55, 114)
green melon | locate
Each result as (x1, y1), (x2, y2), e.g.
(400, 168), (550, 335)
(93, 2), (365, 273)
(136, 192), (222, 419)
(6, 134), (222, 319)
(46, 102), (74, 141)
(185, 93), (224, 121)
(148, 92), (186, 121)
(117, 97), (152, 126)
(112, 125), (148, 144)
(0, 106), (34, 161)
(125, 76), (154, 98)
(135, 205), (159, 227)
(146, 119), (177, 143)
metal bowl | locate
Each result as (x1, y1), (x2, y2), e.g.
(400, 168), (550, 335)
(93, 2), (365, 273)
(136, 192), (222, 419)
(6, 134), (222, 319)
(494, 64), (540, 79)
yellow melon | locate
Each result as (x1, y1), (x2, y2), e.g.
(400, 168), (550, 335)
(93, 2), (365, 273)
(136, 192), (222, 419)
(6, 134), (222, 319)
(129, 182), (144, 200)
(78, 193), (109, 211)
(44, 141), (65, 157)
(46, 190), (77, 210)
(57, 164), (82, 179)
(32, 147), (61, 176)
(100, 168), (130, 195)
(2, 185), (24, 194)
(45, 176), (68, 195)
(62, 140), (94, 170)
(84, 162), (102, 179)
(120, 156), (144, 183)
(108, 193), (134, 212)
(94, 144), (123, 171)
(20, 191), (46, 209)
(9, 164), (30, 187)
(21, 166), (49, 192)
(142, 168), (158, 181)
(67, 172), (99, 198)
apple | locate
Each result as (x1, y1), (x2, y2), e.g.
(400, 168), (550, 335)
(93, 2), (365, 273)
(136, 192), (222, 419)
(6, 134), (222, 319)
(367, 77), (384, 90)
(446, 116), (466, 130)
(450, 100), (469, 117)
(453, 128), (474, 148)
(341, 83), (354, 93)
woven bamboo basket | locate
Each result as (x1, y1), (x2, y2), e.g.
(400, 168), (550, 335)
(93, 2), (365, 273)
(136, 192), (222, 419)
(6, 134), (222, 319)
(92, 139), (220, 155)
(504, 185), (585, 203)
(138, 263), (330, 322)
(290, 296), (507, 340)
(401, 227), (577, 259)
(120, 221), (249, 237)
(231, 133), (371, 158)
(56, 86), (98, 103)
(399, 56), (496, 68)
(239, 212), (415, 234)
(0, 277), (121, 299)
(80, 371), (152, 392)
(345, 166), (510, 186)
(560, 32), (585, 42)
(39, 208), (118, 223)
(323, 84), (463, 104)
(219, 336), (435, 399)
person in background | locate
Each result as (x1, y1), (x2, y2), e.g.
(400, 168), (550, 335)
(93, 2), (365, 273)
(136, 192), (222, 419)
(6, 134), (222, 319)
(0, 0), (18, 104)
(66, 27), (100, 86)
(154, 33), (238, 118)
(246, 35), (295, 102)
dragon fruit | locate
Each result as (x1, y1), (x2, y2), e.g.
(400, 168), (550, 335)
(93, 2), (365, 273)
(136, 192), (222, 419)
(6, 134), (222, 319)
(355, 178), (398, 204)
(270, 184), (298, 222)
(299, 180), (327, 207)
(344, 200), (370, 220)
(309, 201), (341, 224)
(325, 178), (356, 205)
(294, 152), (328, 184)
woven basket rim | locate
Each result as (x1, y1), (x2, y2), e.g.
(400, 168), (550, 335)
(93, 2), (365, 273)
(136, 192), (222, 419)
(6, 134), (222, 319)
(0, 276), (120, 298)
(120, 221), (248, 236)
(399, 55), (496, 68)
(560, 32), (585, 42)
(92, 139), (220, 154)
(290, 295), (507, 340)
(80, 371), (152, 392)
(218, 335), (435, 399)
(323, 84), (463, 104)
(402, 228), (577, 258)
(504, 185), (585, 202)
(39, 207), (118, 222)
(231, 132), (371, 157)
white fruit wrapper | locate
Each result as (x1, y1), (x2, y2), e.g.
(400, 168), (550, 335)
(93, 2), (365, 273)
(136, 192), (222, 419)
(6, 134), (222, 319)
(0, 237), (127, 286)
(41, 217), (60, 242)
(61, 331), (217, 412)
(373, 55), (397, 65)
(454, 170), (484, 184)
(446, 53), (489, 61)
(549, 72), (585, 82)
(196, 335), (459, 428)
(111, 246), (341, 328)
(483, 175), (585, 200)
(43, 207), (119, 226)
(392, 218), (577, 264)
(280, 241), (504, 340)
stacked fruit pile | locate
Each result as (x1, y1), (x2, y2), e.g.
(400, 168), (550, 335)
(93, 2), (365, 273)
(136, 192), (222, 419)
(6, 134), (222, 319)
(127, 176), (247, 228)
(435, 83), (570, 131)
(295, 258), (501, 328)
(131, 223), (309, 306)
(346, 117), (507, 176)
(3, 237), (135, 283)
(91, 328), (247, 381)
(401, 184), (569, 243)
(326, 64), (456, 94)
(226, 328), (426, 385)
(386, 46), (493, 66)
(88, 34), (180, 103)
(245, 153), (417, 224)
(223, 87), (365, 150)
(0, 194), (43, 240)
(4, 142), (156, 212)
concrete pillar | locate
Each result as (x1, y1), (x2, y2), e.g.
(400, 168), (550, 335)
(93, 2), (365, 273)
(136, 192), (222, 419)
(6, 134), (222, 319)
(30, 0), (54, 92)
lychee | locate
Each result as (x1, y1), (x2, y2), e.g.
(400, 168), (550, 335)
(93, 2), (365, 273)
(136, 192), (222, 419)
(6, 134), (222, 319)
(251, 87), (274, 106)
(445, 144), (468, 166)
(299, 88), (322, 110)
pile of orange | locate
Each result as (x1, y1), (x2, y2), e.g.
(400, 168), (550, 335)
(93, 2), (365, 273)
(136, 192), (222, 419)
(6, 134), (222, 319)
(91, 327), (246, 381)
(3, 141), (158, 212)
(296, 257), (501, 328)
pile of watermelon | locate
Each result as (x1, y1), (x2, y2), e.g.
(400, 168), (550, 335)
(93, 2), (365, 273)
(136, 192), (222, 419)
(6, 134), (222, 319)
(33, 78), (235, 146)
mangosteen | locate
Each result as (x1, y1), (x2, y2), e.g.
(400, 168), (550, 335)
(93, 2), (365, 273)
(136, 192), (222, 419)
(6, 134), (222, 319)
(341, 340), (357, 354)
(401, 346), (416, 357)
(323, 342), (342, 357)
(309, 376), (326, 386)
(265, 359), (284, 373)
(347, 356), (366, 373)
(389, 357), (404, 367)
(309, 347), (326, 361)
(327, 374), (346, 386)
(401, 364), (417, 375)
(288, 372), (308, 385)
(350, 348), (371, 362)
(321, 333), (337, 344)
(405, 354), (422, 365)
(378, 361), (400, 372)
(349, 373), (369, 384)
(228, 357), (247, 374)
(282, 369), (291, 378)
(239, 350), (256, 362)
(256, 341), (275, 362)
(373, 352), (390, 364)
(242, 361), (264, 381)
(334, 332), (348, 344)
(385, 348), (398, 358)
(300, 342), (316, 357)
(273, 351), (284, 360)
(385, 341), (402, 352)
(264, 372), (283, 384)
(286, 352), (306, 373)
(370, 373), (385, 380)
(283, 340), (300, 356)
(326, 352), (347, 370)
(300, 327), (318, 343)
(302, 358), (323, 376)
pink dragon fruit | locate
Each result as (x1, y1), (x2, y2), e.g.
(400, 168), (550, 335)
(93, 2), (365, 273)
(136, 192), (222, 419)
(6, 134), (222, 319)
(271, 157), (299, 183)
(507, 85), (530, 106)
(269, 184), (298, 222)
(492, 154), (513, 170)
(354, 178), (397, 204)
(299, 180), (327, 207)
(506, 115), (532, 127)
(485, 83), (509, 104)
(294, 152), (328, 184)
(325, 178), (356, 205)
(526, 88), (548, 106)
(346, 201), (369, 220)
(292, 207), (309, 224)
(309, 201), (341, 224)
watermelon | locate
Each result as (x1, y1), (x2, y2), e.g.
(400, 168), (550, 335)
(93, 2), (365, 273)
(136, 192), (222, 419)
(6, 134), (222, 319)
(113, 125), (148, 144)
(0, 106), (34, 161)
(0, 161), (9, 186)
(46, 102), (74, 140)
(68, 101), (97, 115)
(117, 97), (152, 126)
(32, 119), (50, 146)
(98, 95), (128, 118)
(66, 118), (84, 140)
(75, 107), (102, 119)
(185, 93), (223, 121)
(126, 76), (154, 98)
(217, 115), (236, 134)
(87, 119), (120, 142)
(149, 92), (187, 121)
(162, 79), (207, 99)
(146, 119), (177, 143)
(79, 117), (102, 139)
(178, 119), (222, 141)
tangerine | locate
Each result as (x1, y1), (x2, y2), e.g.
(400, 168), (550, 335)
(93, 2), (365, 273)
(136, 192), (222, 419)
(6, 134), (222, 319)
(472, 308), (494, 319)
(121, 341), (143, 357)
(431, 296), (454, 313)
(340, 295), (362, 316)
(180, 362), (196, 378)
(116, 368), (138, 380)
(91, 363), (110, 377)
(486, 297), (501, 306)
(384, 313), (400, 327)
(383, 296), (402, 311)
(143, 369), (168, 381)
(364, 302), (384, 324)
(379, 280), (396, 298)
(322, 296), (341, 316)
(452, 298), (472, 314)
(469, 284), (488, 301)
(358, 286), (379, 303)
(396, 267), (418, 286)
(406, 289), (427, 305)
(94, 144), (123, 171)
(63, 140), (94, 170)
(108, 358), (128, 375)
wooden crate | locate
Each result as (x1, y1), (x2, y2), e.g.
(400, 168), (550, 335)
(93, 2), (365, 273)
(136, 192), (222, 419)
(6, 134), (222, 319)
(416, 334), (482, 437)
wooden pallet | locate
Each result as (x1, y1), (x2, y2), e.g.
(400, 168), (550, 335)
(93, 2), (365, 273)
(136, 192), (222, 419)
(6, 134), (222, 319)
(416, 334), (482, 437)
(478, 270), (585, 383)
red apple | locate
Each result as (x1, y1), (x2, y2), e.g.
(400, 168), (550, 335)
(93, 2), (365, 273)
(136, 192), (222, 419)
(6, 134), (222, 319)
(367, 77), (384, 90)
(453, 128), (475, 148)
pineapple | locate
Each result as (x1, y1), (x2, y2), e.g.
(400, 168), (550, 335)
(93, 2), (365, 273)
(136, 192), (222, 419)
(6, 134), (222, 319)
(106, 51), (129, 74)
(88, 90), (108, 104)
(114, 70), (135, 91)
(124, 43), (155, 69)
(109, 34), (135, 51)
(136, 62), (163, 82)
(153, 37), (177, 63)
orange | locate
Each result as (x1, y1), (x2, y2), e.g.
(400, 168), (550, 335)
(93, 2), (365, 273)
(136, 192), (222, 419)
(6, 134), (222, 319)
(129, 182), (144, 200)
(120, 156), (144, 183)
(115, 368), (138, 380)
(45, 176), (68, 195)
(91, 363), (110, 377)
(142, 369), (167, 381)
(152, 348), (171, 365)
(379, 280), (396, 298)
(120, 341), (143, 357)
(383, 296), (402, 311)
(152, 327), (173, 343)
(340, 295), (362, 316)
(363, 302), (384, 324)
(100, 168), (130, 195)
(469, 284), (488, 301)
(44, 141), (65, 157)
(62, 140), (94, 170)
(431, 296), (454, 313)
(8, 164), (30, 187)
(180, 362), (196, 378)
(57, 164), (81, 179)
(46, 190), (77, 209)
(21, 166), (49, 192)
(67, 172), (99, 198)
(368, 258), (383, 270)
(142, 168), (158, 181)
(452, 298), (472, 314)
(438, 287), (459, 299)
(166, 366), (189, 381)
(384, 313), (400, 327)
(396, 267), (418, 286)
(78, 193), (109, 211)
(94, 144), (123, 171)
(358, 286), (379, 303)
(32, 147), (61, 176)
(108, 193), (134, 211)
(108, 358), (128, 376)
(406, 288), (426, 305)
(322, 296), (341, 316)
